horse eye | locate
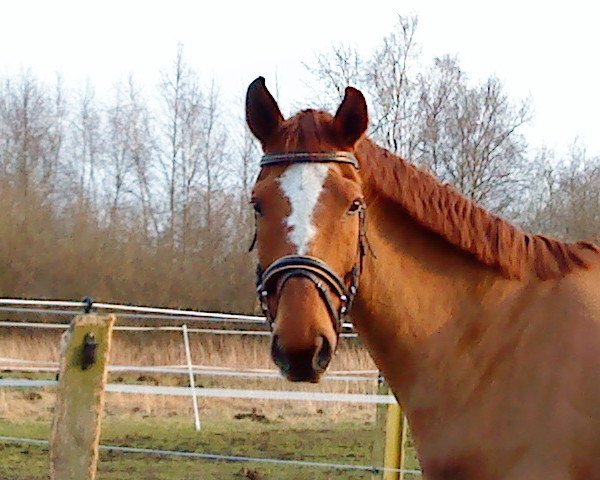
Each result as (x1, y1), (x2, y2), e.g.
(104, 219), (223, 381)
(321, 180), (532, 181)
(348, 199), (364, 214)
(251, 200), (263, 216)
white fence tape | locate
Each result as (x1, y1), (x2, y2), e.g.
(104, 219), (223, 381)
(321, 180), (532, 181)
(0, 357), (378, 382)
(0, 298), (354, 330)
(0, 320), (359, 338)
(0, 378), (396, 404)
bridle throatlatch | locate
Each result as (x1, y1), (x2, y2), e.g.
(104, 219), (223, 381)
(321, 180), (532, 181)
(251, 151), (370, 339)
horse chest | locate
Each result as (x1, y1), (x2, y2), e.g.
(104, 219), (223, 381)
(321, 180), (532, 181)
(421, 454), (485, 480)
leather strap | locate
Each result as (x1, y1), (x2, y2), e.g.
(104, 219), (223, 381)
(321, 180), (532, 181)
(260, 152), (359, 169)
(260, 255), (348, 299)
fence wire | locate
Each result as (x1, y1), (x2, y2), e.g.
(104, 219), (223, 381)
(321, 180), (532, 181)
(0, 436), (422, 476)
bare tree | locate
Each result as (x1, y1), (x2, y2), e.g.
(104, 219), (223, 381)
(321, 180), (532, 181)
(69, 81), (103, 206)
(158, 44), (211, 246)
(305, 16), (420, 156)
(104, 77), (155, 230)
(304, 44), (363, 109)
(158, 44), (186, 242)
(198, 81), (228, 233)
(105, 85), (133, 224)
(0, 72), (64, 200)
(124, 78), (158, 238)
(367, 15), (420, 156)
(157, 46), (231, 252)
(522, 142), (600, 241)
(42, 75), (66, 200)
(305, 16), (531, 213)
(416, 57), (532, 211)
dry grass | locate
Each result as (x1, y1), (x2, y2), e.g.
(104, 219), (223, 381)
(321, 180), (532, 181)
(0, 327), (375, 371)
(0, 326), (379, 424)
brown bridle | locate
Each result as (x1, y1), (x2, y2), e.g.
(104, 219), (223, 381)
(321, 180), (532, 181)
(251, 151), (369, 340)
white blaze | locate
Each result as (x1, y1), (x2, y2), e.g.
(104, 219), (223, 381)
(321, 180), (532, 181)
(278, 163), (330, 255)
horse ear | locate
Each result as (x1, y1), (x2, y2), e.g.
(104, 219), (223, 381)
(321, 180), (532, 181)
(246, 77), (284, 145)
(332, 87), (368, 148)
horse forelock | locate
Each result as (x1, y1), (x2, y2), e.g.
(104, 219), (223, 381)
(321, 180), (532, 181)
(280, 110), (334, 151)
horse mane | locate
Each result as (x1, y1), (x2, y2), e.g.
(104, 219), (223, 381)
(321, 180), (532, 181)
(280, 109), (599, 280)
(357, 138), (599, 280)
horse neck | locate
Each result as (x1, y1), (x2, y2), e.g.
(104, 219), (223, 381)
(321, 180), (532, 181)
(351, 145), (526, 424)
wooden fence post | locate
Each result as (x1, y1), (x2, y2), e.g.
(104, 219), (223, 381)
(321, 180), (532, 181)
(50, 314), (115, 480)
(372, 373), (406, 480)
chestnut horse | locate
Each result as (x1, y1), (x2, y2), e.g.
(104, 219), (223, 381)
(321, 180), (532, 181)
(245, 77), (600, 480)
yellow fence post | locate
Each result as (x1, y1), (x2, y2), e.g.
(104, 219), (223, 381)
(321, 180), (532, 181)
(50, 314), (115, 480)
(373, 373), (405, 480)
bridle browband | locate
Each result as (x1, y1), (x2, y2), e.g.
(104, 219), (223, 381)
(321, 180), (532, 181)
(258, 152), (360, 169)
(252, 151), (369, 341)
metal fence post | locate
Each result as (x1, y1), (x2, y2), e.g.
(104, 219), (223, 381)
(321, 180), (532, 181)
(372, 373), (405, 480)
(50, 314), (115, 480)
(182, 324), (201, 430)
(399, 415), (409, 480)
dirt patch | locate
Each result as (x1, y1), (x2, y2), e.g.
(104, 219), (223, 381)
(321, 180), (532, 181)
(234, 408), (269, 423)
(237, 467), (264, 479)
(23, 392), (43, 401)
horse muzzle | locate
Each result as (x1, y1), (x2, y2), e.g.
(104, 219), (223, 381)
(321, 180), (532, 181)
(271, 333), (333, 382)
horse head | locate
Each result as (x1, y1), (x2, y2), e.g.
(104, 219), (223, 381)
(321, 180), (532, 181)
(246, 77), (368, 382)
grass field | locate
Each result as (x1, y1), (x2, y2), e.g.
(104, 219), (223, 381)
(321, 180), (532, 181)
(0, 414), (420, 479)
(0, 324), (421, 479)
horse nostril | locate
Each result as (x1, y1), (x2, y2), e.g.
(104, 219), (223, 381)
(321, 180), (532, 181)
(312, 335), (333, 372)
(271, 335), (290, 375)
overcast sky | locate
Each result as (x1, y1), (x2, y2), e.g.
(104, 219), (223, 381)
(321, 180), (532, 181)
(1, 0), (599, 156)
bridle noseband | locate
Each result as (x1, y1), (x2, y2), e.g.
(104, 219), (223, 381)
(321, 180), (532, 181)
(252, 151), (369, 340)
